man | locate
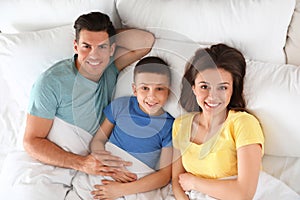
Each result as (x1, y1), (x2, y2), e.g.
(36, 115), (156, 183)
(0, 12), (154, 199)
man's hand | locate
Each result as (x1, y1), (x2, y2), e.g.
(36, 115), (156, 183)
(91, 150), (132, 167)
(78, 150), (132, 176)
(111, 168), (137, 183)
(92, 150), (137, 182)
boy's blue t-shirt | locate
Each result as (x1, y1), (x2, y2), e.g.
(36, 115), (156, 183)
(28, 55), (118, 135)
(104, 96), (174, 169)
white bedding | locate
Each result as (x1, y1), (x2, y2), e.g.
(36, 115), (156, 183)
(72, 142), (172, 200)
(0, 117), (172, 200)
(182, 172), (300, 200)
(1, 0), (300, 198)
(0, 117), (298, 200)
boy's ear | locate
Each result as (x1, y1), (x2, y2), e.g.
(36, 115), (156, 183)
(132, 83), (137, 96)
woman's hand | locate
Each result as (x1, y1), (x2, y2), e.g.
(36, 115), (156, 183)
(179, 172), (196, 192)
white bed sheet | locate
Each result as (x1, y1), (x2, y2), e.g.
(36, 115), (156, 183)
(263, 155), (300, 195)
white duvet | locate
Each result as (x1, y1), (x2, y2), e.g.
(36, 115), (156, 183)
(0, 117), (171, 200)
(0, 117), (298, 200)
(184, 171), (300, 200)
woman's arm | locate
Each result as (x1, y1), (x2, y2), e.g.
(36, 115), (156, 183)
(92, 147), (173, 199)
(114, 28), (155, 71)
(172, 148), (189, 200)
(179, 143), (262, 200)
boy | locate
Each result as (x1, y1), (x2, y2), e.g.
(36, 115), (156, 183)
(76, 56), (174, 199)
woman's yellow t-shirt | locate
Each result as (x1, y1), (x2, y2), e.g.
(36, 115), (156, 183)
(172, 110), (264, 179)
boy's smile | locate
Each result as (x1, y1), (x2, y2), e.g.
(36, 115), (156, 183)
(132, 72), (170, 116)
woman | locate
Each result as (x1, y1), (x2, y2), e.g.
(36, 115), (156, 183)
(172, 43), (264, 200)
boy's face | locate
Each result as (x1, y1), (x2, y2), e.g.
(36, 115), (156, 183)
(132, 72), (170, 116)
(74, 29), (115, 82)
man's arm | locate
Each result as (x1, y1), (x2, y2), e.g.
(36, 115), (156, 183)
(114, 29), (155, 71)
(23, 114), (125, 175)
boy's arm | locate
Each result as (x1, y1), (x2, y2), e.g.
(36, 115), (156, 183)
(92, 147), (173, 199)
(91, 118), (135, 180)
(114, 28), (155, 71)
(90, 118), (114, 153)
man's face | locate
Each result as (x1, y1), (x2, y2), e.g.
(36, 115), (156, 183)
(74, 29), (115, 82)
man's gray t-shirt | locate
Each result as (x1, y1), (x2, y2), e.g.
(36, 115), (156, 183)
(28, 55), (118, 135)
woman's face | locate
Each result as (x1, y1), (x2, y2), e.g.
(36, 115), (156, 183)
(192, 68), (233, 117)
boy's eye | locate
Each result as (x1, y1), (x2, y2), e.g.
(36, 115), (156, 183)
(157, 87), (165, 91)
(142, 86), (149, 90)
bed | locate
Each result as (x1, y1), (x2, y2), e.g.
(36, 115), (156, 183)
(0, 0), (300, 198)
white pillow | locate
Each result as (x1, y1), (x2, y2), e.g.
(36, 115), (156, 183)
(285, 0), (300, 66)
(115, 40), (300, 157)
(244, 60), (300, 157)
(114, 38), (208, 118)
(116, 0), (295, 64)
(0, 0), (121, 33)
(0, 25), (75, 149)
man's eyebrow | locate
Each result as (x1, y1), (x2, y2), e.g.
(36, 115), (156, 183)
(81, 42), (90, 46)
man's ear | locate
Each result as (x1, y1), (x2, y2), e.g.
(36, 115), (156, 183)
(132, 83), (137, 96)
(74, 40), (78, 53)
(110, 43), (116, 56)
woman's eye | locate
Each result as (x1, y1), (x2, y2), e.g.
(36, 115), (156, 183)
(219, 86), (227, 90)
(200, 85), (208, 89)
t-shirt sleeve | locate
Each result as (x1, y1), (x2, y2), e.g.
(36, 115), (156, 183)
(103, 61), (119, 101)
(234, 113), (265, 155)
(103, 97), (126, 125)
(103, 102), (116, 125)
(27, 75), (59, 119)
(172, 117), (182, 149)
